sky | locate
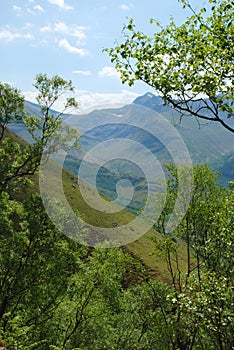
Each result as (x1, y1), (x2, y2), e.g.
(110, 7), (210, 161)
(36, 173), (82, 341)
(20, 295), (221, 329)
(0, 0), (206, 112)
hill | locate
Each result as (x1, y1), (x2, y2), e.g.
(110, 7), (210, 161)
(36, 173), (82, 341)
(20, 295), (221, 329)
(4, 128), (187, 283)
(134, 93), (234, 164)
(9, 96), (234, 215)
(6, 93), (232, 282)
(61, 100), (233, 212)
(134, 93), (234, 184)
(209, 151), (234, 185)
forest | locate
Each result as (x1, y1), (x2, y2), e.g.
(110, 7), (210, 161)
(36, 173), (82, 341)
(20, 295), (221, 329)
(0, 0), (233, 349)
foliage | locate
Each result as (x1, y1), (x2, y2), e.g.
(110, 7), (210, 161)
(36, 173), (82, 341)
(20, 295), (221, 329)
(0, 83), (24, 141)
(152, 164), (234, 350)
(0, 74), (79, 191)
(0, 74), (234, 349)
(106, 0), (234, 132)
(0, 194), (87, 349)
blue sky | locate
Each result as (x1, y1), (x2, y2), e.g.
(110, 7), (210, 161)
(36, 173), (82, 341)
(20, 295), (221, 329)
(0, 0), (205, 111)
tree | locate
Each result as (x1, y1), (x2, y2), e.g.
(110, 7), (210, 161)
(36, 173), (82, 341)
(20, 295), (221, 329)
(54, 248), (128, 350)
(0, 74), (79, 191)
(0, 74), (82, 348)
(152, 164), (234, 350)
(106, 0), (234, 132)
(0, 83), (24, 141)
(0, 193), (87, 349)
(52, 250), (172, 350)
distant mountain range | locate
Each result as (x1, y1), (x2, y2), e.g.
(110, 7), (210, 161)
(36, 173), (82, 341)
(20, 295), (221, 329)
(9, 94), (234, 213)
(133, 93), (234, 185)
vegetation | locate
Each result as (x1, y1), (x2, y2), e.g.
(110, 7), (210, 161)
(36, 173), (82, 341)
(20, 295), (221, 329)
(0, 0), (234, 346)
(0, 74), (79, 192)
(106, 0), (234, 132)
(0, 75), (233, 349)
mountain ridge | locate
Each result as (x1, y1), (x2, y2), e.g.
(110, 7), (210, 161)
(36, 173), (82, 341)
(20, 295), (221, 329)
(9, 94), (234, 196)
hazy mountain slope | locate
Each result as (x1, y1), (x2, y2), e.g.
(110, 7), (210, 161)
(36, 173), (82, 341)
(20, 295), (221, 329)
(133, 93), (234, 183)
(14, 96), (233, 170)
(9, 95), (234, 206)
(134, 93), (234, 164)
(66, 101), (233, 175)
(209, 151), (234, 185)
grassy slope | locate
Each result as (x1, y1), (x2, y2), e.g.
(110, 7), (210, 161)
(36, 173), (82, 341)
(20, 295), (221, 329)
(60, 166), (188, 283)
(6, 130), (188, 284)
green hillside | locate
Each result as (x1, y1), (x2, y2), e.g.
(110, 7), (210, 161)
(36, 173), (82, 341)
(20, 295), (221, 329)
(3, 129), (186, 282)
(1, 74), (233, 349)
(44, 153), (189, 283)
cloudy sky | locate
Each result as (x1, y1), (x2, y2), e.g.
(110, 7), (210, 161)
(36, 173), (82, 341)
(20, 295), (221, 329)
(1, 0), (204, 112)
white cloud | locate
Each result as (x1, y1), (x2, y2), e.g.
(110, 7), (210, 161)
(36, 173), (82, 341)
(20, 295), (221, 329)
(120, 3), (134, 10)
(23, 90), (139, 113)
(14, 2), (44, 16)
(72, 70), (91, 76)
(55, 22), (87, 42)
(58, 38), (87, 56)
(23, 22), (34, 30)
(23, 91), (37, 103)
(47, 0), (73, 10)
(99, 66), (120, 79)
(13, 5), (22, 16)
(54, 21), (70, 33)
(77, 91), (139, 112)
(40, 25), (51, 32)
(27, 4), (45, 15)
(38, 21), (88, 50)
(40, 21), (87, 44)
(33, 5), (44, 12)
(0, 26), (34, 41)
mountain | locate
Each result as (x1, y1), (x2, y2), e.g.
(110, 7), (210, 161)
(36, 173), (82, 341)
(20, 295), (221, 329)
(58, 99), (233, 214)
(8, 94), (234, 215)
(61, 103), (173, 213)
(133, 93), (234, 183)
(15, 96), (233, 171)
(134, 92), (234, 127)
(65, 96), (233, 173)
(209, 151), (234, 186)
(133, 93), (171, 113)
(133, 93), (234, 165)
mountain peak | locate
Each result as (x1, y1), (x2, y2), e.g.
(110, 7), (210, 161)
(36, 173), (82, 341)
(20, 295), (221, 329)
(133, 93), (170, 113)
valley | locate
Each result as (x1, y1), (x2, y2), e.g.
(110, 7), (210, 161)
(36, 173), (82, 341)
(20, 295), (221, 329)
(10, 93), (234, 217)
